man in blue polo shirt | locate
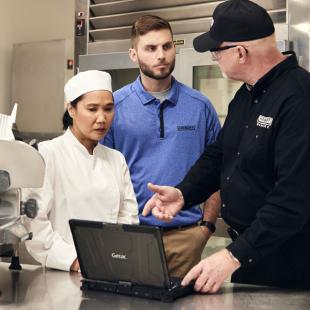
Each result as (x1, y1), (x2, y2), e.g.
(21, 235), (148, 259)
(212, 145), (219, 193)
(102, 15), (221, 277)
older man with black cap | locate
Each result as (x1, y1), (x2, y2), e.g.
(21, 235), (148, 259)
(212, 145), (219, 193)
(143, 0), (310, 292)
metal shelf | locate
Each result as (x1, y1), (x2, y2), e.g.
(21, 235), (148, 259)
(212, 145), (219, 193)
(90, 0), (213, 17)
(75, 0), (287, 59)
(89, 9), (286, 42)
(89, 2), (218, 30)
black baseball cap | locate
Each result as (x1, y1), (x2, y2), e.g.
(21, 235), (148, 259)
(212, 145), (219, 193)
(193, 0), (275, 53)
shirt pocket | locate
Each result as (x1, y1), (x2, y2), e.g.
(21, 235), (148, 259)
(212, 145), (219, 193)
(241, 127), (273, 171)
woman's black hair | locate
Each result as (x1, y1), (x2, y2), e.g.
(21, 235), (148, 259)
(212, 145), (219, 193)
(62, 95), (83, 130)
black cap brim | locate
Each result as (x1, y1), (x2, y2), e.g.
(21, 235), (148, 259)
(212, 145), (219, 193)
(193, 32), (221, 53)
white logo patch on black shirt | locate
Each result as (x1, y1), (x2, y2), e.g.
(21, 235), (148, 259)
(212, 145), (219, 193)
(257, 115), (273, 128)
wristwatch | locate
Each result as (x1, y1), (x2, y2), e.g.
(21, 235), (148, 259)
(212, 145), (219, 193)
(200, 220), (216, 234)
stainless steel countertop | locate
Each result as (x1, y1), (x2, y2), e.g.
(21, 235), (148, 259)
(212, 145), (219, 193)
(0, 262), (309, 310)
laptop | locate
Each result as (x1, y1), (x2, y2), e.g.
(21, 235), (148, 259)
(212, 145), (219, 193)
(69, 219), (194, 302)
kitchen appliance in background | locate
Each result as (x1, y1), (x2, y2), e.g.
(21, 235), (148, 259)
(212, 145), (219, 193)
(0, 136), (45, 269)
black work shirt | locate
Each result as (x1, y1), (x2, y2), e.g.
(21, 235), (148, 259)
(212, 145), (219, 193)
(177, 52), (310, 267)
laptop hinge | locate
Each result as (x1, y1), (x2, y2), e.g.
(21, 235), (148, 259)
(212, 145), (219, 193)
(118, 281), (132, 288)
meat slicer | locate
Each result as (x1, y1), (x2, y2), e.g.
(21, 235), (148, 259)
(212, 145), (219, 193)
(0, 105), (45, 270)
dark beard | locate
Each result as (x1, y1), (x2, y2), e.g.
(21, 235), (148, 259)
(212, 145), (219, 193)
(139, 59), (175, 80)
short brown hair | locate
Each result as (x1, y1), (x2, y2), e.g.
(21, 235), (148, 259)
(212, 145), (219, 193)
(131, 15), (173, 47)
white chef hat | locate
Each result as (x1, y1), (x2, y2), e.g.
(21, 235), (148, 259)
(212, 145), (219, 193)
(64, 70), (112, 103)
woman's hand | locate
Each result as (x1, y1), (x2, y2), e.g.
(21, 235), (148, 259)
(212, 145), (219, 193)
(70, 258), (80, 272)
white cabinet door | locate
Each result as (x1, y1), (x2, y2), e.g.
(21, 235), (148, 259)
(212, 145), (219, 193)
(12, 39), (73, 134)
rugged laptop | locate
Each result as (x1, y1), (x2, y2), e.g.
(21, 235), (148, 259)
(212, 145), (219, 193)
(69, 219), (194, 302)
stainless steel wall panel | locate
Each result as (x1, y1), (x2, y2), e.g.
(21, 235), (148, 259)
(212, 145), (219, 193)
(89, 17), (213, 42)
(89, 3), (219, 29)
(87, 32), (205, 55)
(87, 24), (288, 55)
(269, 9), (286, 23)
(90, 0), (216, 17)
(91, 0), (135, 4)
(89, 0), (286, 31)
(89, 9), (286, 43)
(90, 26), (132, 42)
(76, 0), (289, 65)
(75, 0), (89, 71)
(88, 39), (132, 54)
(288, 0), (310, 71)
(79, 51), (138, 71)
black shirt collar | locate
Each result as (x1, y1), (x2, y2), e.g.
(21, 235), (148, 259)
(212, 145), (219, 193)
(248, 51), (298, 94)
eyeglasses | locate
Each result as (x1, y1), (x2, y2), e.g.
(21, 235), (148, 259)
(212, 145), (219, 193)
(210, 45), (238, 60)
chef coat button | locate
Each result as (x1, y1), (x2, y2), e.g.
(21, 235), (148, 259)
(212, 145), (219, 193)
(237, 152), (240, 156)
(222, 203), (226, 208)
(226, 176), (230, 180)
(245, 125), (249, 129)
(254, 99), (259, 104)
(248, 258), (253, 263)
(255, 135), (259, 139)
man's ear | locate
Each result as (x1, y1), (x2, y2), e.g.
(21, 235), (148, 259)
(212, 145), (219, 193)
(237, 46), (248, 64)
(129, 48), (138, 63)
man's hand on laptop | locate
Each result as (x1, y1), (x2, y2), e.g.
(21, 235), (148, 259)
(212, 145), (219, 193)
(142, 183), (184, 222)
(181, 249), (241, 293)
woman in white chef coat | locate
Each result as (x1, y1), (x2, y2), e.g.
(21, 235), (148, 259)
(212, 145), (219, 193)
(23, 70), (139, 272)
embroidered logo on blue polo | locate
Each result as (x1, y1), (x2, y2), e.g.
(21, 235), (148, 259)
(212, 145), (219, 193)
(257, 115), (273, 129)
(177, 125), (196, 131)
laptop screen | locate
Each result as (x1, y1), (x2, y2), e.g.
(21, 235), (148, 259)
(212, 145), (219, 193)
(69, 220), (171, 289)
